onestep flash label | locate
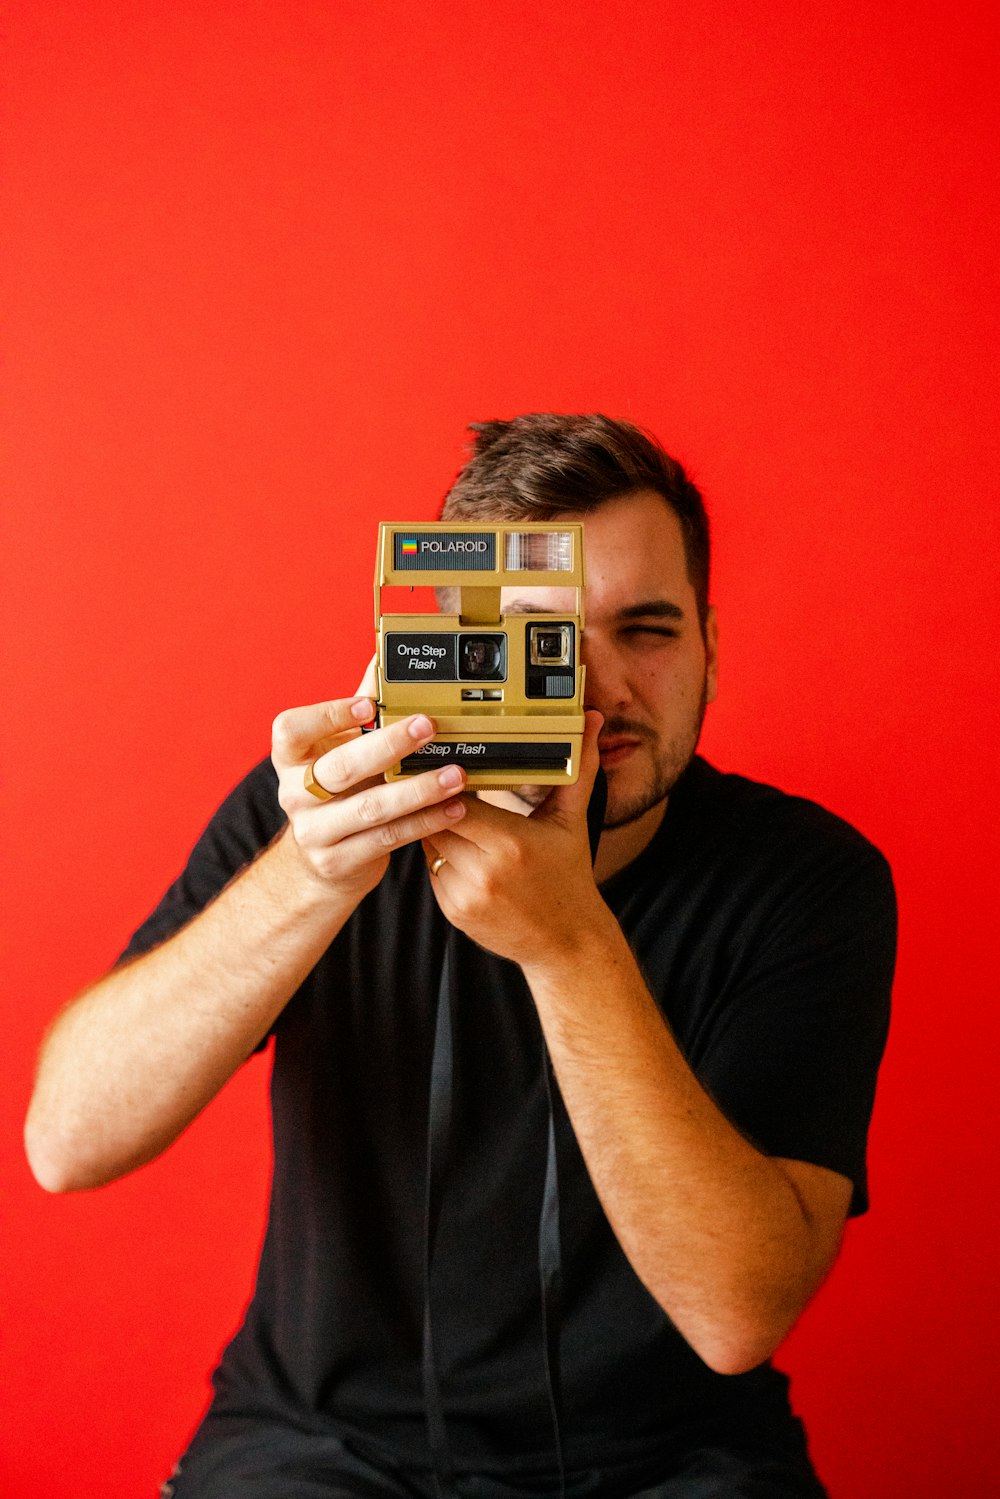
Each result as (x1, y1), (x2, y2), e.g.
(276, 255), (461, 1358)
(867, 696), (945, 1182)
(399, 740), (572, 773)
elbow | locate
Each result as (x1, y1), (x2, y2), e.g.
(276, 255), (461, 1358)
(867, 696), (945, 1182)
(24, 1109), (99, 1194)
(24, 1123), (72, 1193)
(686, 1317), (790, 1375)
(697, 1337), (780, 1378)
(647, 1283), (792, 1377)
(25, 1100), (158, 1192)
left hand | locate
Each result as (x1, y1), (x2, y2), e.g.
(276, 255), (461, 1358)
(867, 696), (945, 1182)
(422, 710), (610, 969)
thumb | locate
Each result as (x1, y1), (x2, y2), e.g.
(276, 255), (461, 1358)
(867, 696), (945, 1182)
(536, 710), (604, 828)
(354, 653), (378, 700)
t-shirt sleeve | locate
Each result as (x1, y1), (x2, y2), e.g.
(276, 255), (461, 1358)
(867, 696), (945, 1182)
(116, 757), (285, 967)
(695, 832), (896, 1218)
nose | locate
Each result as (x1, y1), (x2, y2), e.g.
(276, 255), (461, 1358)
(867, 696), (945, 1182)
(581, 633), (633, 717)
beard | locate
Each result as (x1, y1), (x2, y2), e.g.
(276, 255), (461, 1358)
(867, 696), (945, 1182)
(601, 677), (709, 829)
(509, 675), (709, 829)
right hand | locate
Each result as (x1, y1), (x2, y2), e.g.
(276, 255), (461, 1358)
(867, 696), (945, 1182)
(271, 691), (467, 901)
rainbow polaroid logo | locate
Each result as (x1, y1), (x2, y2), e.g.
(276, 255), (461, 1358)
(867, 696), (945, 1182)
(401, 539), (419, 556)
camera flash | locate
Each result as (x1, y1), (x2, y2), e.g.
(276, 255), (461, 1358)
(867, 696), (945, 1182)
(504, 531), (573, 572)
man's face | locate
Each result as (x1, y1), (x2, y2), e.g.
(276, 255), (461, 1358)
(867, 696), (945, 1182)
(500, 490), (718, 828)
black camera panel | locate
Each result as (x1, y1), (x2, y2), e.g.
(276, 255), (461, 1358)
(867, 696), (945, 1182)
(384, 632), (506, 683)
(401, 740), (572, 774)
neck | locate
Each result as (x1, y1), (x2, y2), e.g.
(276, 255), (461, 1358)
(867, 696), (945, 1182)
(593, 797), (668, 882)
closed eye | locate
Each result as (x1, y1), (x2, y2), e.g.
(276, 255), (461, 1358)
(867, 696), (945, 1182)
(622, 626), (679, 639)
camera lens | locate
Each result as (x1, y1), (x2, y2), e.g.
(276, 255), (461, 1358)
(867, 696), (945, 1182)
(460, 635), (502, 678)
(528, 624), (571, 667)
(535, 630), (564, 659)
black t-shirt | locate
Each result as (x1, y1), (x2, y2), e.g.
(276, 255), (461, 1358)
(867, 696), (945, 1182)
(120, 756), (895, 1488)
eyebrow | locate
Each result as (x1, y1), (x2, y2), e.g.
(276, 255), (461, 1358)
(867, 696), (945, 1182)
(504, 598), (561, 614)
(504, 598), (686, 621)
(617, 600), (686, 622)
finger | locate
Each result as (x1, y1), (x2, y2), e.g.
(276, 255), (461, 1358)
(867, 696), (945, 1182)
(295, 764), (467, 845)
(271, 697), (375, 768)
(419, 825), (484, 877)
(534, 710), (603, 825)
(421, 837), (464, 910)
(316, 794), (469, 879)
(308, 714), (438, 796)
(422, 794), (512, 854)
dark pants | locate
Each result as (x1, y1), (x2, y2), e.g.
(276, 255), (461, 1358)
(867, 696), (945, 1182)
(161, 1418), (828, 1499)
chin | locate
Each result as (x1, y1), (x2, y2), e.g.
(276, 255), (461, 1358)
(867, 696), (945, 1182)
(509, 783), (549, 812)
(601, 751), (694, 830)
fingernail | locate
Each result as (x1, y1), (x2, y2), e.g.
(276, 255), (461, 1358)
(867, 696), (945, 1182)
(438, 765), (463, 789)
(408, 715), (434, 740)
(351, 698), (374, 721)
(444, 799), (466, 819)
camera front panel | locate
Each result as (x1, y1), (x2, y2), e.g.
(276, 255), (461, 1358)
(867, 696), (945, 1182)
(375, 521), (586, 787)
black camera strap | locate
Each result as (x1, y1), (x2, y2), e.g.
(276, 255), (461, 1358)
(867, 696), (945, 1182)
(422, 938), (457, 1498)
(538, 1045), (565, 1498)
(421, 768), (607, 1499)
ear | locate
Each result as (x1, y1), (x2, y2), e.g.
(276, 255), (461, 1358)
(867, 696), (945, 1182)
(704, 606), (719, 705)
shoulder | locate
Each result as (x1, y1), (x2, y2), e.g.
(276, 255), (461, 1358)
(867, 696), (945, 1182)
(114, 758), (283, 965)
(680, 757), (892, 873)
(668, 758), (897, 940)
(212, 756), (282, 836)
(179, 756), (284, 878)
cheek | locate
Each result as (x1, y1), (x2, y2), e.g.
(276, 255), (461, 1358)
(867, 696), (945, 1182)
(640, 653), (693, 693)
(641, 652), (706, 711)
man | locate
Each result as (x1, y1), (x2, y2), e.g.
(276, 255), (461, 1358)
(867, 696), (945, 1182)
(25, 414), (895, 1498)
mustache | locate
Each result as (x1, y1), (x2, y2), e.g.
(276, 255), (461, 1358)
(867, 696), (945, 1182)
(597, 718), (656, 742)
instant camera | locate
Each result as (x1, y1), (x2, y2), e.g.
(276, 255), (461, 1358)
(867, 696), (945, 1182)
(374, 521), (586, 788)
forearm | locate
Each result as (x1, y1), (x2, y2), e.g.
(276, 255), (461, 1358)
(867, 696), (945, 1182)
(25, 828), (355, 1192)
(522, 912), (818, 1375)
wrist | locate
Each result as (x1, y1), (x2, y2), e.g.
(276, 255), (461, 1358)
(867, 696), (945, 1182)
(519, 897), (623, 988)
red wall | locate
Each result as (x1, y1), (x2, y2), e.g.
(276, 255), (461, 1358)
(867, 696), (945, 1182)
(4, 3), (998, 1494)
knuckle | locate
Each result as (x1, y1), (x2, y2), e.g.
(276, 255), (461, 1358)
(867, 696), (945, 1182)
(374, 819), (401, 851)
(503, 839), (526, 869)
(408, 775), (434, 809)
(355, 789), (383, 825)
(449, 886), (472, 918)
(330, 769), (353, 796)
(423, 804), (453, 834)
(318, 755), (350, 794)
(271, 709), (297, 747)
(321, 700), (344, 734)
(316, 849), (342, 880)
(288, 813), (315, 848)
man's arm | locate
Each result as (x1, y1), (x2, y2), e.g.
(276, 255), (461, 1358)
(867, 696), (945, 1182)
(521, 917), (852, 1375)
(422, 713), (856, 1376)
(25, 696), (468, 1192)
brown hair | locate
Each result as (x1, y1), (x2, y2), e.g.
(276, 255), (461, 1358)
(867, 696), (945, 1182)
(439, 413), (710, 629)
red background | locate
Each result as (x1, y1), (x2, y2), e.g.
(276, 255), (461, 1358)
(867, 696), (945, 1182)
(3, 3), (998, 1494)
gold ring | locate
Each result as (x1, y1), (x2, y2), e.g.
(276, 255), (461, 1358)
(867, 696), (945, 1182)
(430, 855), (448, 877)
(304, 761), (335, 802)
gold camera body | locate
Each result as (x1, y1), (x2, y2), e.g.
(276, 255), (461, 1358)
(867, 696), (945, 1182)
(374, 521), (586, 788)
